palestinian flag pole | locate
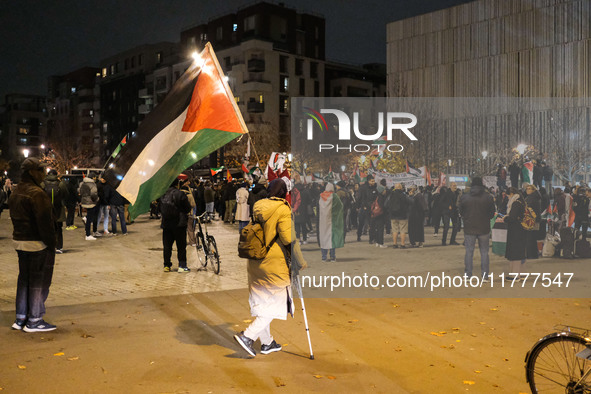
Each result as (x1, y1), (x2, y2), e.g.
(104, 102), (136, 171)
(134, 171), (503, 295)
(104, 43), (248, 219)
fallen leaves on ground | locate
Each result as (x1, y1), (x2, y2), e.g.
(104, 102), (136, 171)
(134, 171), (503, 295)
(67, 357), (79, 361)
(313, 374), (323, 379)
(463, 380), (476, 385)
(430, 331), (446, 337)
(242, 319), (252, 324)
(17, 365), (26, 370)
(81, 333), (94, 339)
(327, 376), (336, 380)
(273, 377), (286, 387)
(348, 319), (359, 323)
(54, 352), (65, 356)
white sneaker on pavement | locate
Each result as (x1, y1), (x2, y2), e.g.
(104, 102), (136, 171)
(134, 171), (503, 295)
(85, 235), (97, 241)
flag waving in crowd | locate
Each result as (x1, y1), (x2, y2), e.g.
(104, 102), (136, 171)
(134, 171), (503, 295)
(104, 43), (248, 219)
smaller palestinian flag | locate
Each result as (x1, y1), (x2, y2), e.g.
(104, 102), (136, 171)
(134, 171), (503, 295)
(226, 169), (233, 181)
(318, 184), (344, 250)
(111, 136), (128, 158)
(211, 167), (224, 176)
(491, 216), (507, 256)
(406, 160), (421, 176)
(522, 162), (533, 184)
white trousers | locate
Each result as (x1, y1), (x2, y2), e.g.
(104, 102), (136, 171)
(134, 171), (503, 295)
(244, 316), (274, 345)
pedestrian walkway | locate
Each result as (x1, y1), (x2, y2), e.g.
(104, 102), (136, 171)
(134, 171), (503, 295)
(0, 214), (248, 311)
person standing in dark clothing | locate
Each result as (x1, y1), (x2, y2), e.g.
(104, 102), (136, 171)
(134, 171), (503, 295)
(542, 162), (553, 197)
(160, 178), (192, 272)
(43, 169), (67, 253)
(408, 186), (427, 247)
(8, 158), (57, 332)
(356, 176), (377, 242)
(64, 177), (79, 230)
(459, 177), (496, 279)
(508, 161), (521, 188)
(496, 164), (507, 191)
(438, 186), (455, 246)
(573, 187), (590, 240)
(524, 184), (542, 259)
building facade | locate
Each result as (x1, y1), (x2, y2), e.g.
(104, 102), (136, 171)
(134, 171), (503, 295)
(0, 94), (48, 179)
(47, 67), (102, 167)
(386, 0), (591, 180)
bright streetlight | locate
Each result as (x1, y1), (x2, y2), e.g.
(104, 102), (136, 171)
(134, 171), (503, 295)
(516, 144), (527, 155)
(40, 144), (45, 150)
(341, 165), (346, 172)
(22, 149), (29, 158)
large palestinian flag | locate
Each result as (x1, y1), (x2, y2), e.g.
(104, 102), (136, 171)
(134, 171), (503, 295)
(318, 185), (345, 250)
(104, 43), (247, 219)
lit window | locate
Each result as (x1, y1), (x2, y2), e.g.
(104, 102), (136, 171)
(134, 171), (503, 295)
(102, 68), (107, 77)
(259, 94), (264, 104)
(71, 87), (76, 93)
(235, 96), (240, 103)
(233, 23), (238, 32)
(280, 76), (289, 92)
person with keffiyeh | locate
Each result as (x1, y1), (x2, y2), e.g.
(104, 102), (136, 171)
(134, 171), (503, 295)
(503, 187), (528, 280)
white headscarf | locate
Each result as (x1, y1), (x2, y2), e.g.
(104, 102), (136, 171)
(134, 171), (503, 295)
(506, 193), (520, 215)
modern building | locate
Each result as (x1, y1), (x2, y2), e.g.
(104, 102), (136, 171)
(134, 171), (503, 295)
(0, 94), (48, 179)
(180, 1), (326, 152)
(98, 42), (180, 159)
(386, 0), (591, 181)
(47, 67), (102, 167)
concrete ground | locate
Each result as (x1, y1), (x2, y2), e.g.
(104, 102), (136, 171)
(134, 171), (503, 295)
(0, 212), (589, 393)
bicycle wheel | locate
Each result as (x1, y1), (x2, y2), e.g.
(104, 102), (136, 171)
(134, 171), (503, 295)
(205, 235), (220, 275)
(526, 335), (591, 393)
(195, 232), (207, 269)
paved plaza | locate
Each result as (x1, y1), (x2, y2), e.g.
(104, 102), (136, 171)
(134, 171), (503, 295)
(0, 213), (590, 393)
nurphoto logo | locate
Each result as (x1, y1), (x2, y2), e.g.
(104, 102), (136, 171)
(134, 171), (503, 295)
(304, 107), (418, 153)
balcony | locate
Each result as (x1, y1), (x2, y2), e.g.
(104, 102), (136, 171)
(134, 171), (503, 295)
(243, 76), (272, 93)
(138, 104), (153, 114)
(247, 58), (265, 72)
(138, 88), (153, 98)
(247, 102), (265, 113)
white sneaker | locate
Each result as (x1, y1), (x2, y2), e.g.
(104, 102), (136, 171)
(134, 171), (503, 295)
(433, 233), (438, 237)
(104, 230), (110, 235)
(93, 232), (102, 237)
(82, 217), (87, 224)
(85, 235), (97, 241)
(379, 244), (388, 248)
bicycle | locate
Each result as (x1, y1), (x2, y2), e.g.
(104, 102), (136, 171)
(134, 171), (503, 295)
(192, 213), (220, 274)
(525, 325), (591, 393)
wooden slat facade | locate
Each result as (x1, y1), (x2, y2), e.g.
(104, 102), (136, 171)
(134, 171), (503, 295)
(386, 0), (591, 176)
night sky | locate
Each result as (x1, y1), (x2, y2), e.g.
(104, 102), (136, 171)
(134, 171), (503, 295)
(0, 0), (473, 100)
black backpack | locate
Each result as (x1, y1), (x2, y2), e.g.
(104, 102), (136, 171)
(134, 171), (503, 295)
(160, 190), (180, 220)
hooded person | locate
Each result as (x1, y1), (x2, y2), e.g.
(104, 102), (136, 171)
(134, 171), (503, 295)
(318, 183), (345, 261)
(8, 158), (58, 332)
(234, 179), (307, 357)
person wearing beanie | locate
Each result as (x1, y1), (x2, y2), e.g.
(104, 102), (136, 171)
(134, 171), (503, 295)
(8, 158), (58, 332)
(459, 176), (496, 280)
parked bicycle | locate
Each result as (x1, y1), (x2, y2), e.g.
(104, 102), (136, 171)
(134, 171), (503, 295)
(525, 325), (591, 393)
(192, 213), (220, 274)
